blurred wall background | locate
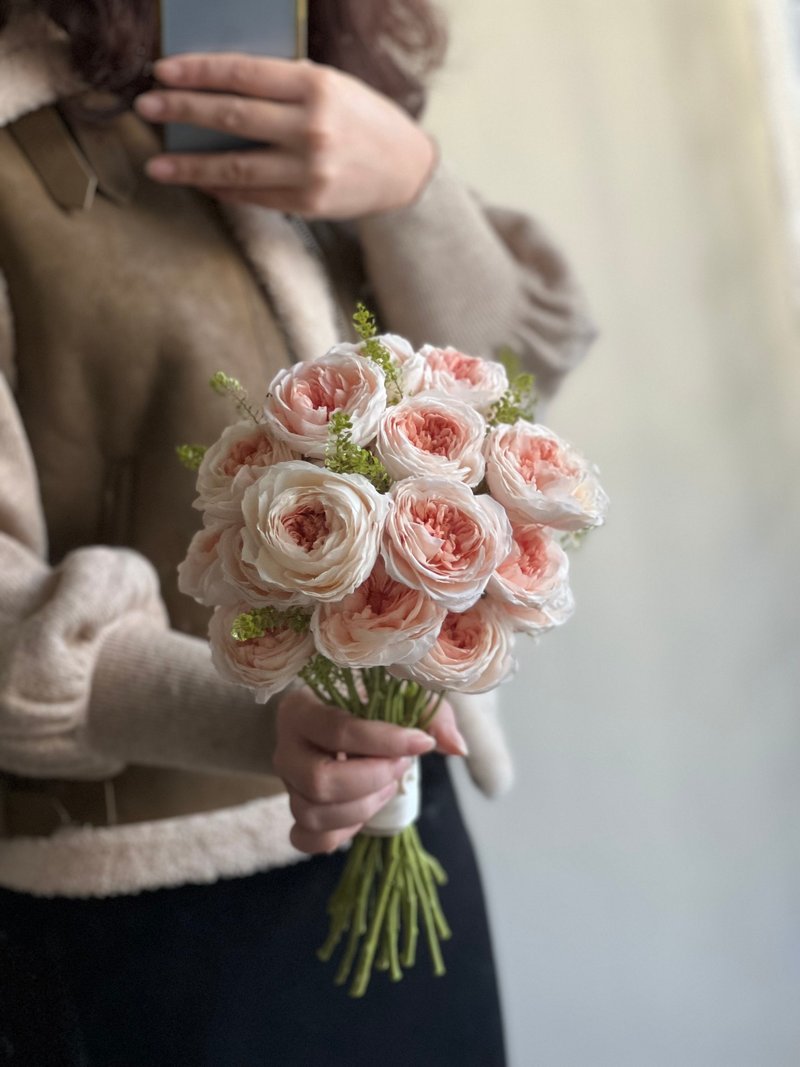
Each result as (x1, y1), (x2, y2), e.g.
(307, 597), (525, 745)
(425, 2), (800, 1064)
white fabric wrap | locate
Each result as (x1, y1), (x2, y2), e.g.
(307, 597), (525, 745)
(0, 546), (169, 779)
(364, 756), (420, 836)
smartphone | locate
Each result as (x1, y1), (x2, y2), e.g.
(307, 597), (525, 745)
(160, 0), (307, 153)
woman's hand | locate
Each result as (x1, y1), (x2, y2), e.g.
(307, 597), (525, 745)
(133, 54), (437, 219)
(274, 688), (467, 855)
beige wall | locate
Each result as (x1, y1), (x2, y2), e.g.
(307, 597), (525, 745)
(426, 2), (800, 1064)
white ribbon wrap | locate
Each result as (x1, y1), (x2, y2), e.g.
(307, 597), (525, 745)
(363, 756), (420, 837)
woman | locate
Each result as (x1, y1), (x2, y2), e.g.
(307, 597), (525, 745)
(0, 1), (594, 1063)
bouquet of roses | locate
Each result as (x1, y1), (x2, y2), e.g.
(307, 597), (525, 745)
(177, 306), (607, 997)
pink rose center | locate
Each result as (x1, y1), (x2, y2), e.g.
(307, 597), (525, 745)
(404, 412), (461, 456)
(504, 529), (549, 580)
(282, 503), (330, 552)
(416, 502), (479, 565)
(515, 436), (576, 488)
(222, 434), (276, 476)
(439, 611), (480, 653)
(434, 350), (483, 385)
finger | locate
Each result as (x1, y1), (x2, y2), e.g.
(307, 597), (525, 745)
(144, 150), (306, 189)
(278, 752), (412, 805)
(290, 781), (398, 834)
(427, 700), (469, 757)
(134, 91), (304, 147)
(154, 54), (311, 102)
(290, 822), (362, 856)
(293, 702), (437, 760)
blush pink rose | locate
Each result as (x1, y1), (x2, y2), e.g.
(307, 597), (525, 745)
(262, 352), (386, 458)
(241, 461), (390, 603)
(177, 523), (238, 607)
(487, 523), (575, 634)
(391, 599), (516, 694)
(209, 603), (315, 704)
(382, 477), (512, 612)
(328, 334), (427, 395)
(194, 420), (294, 523)
(419, 345), (509, 412)
(375, 392), (487, 487)
(502, 585), (575, 636)
(217, 525), (310, 608)
(310, 558), (447, 668)
(485, 422), (609, 531)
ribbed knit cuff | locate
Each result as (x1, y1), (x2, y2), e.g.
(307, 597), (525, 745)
(88, 619), (279, 779)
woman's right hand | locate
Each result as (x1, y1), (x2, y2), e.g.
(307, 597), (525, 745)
(274, 688), (467, 854)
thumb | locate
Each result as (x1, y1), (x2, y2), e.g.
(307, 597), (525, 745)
(425, 699), (469, 758)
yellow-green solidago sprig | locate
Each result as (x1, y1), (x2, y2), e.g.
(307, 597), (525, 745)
(353, 303), (403, 404)
(175, 444), (208, 471)
(209, 371), (263, 425)
(231, 606), (312, 642)
(325, 411), (392, 493)
(487, 347), (539, 427)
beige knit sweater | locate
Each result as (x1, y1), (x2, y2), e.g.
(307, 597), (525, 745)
(0, 7), (595, 896)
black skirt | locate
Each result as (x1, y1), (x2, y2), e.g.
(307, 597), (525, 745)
(0, 756), (506, 1067)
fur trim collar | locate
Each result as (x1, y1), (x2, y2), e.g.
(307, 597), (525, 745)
(0, 7), (83, 127)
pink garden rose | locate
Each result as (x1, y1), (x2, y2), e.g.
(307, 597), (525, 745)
(382, 477), (512, 612)
(328, 334), (427, 395)
(375, 392), (487, 487)
(311, 558), (447, 668)
(391, 599), (516, 694)
(241, 461), (390, 603)
(177, 523), (238, 607)
(194, 420), (294, 523)
(487, 523), (575, 634)
(262, 351), (386, 458)
(485, 422), (609, 531)
(419, 345), (509, 412)
(502, 585), (575, 636)
(209, 603), (315, 704)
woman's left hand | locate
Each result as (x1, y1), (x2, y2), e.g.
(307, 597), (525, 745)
(134, 54), (437, 219)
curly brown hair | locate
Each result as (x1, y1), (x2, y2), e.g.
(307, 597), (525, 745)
(0, 0), (447, 115)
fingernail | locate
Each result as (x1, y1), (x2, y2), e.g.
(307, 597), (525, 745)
(145, 157), (176, 180)
(394, 757), (413, 777)
(452, 730), (470, 758)
(154, 58), (182, 82)
(408, 730), (436, 753)
(134, 93), (165, 118)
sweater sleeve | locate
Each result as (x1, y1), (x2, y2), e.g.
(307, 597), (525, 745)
(0, 311), (279, 781)
(356, 160), (597, 400)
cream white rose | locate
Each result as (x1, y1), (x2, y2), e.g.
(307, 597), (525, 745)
(241, 461), (390, 602)
(311, 558), (446, 668)
(262, 351), (387, 458)
(391, 600), (516, 694)
(209, 603), (315, 703)
(217, 525), (311, 608)
(375, 392), (487, 487)
(177, 523), (238, 607)
(382, 477), (512, 612)
(485, 422), (609, 531)
(194, 420), (294, 523)
(419, 345), (509, 412)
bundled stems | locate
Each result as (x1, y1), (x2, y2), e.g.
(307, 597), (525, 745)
(307, 664), (451, 997)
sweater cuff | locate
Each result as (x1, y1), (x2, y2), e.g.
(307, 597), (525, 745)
(88, 619), (279, 780)
(355, 159), (519, 354)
